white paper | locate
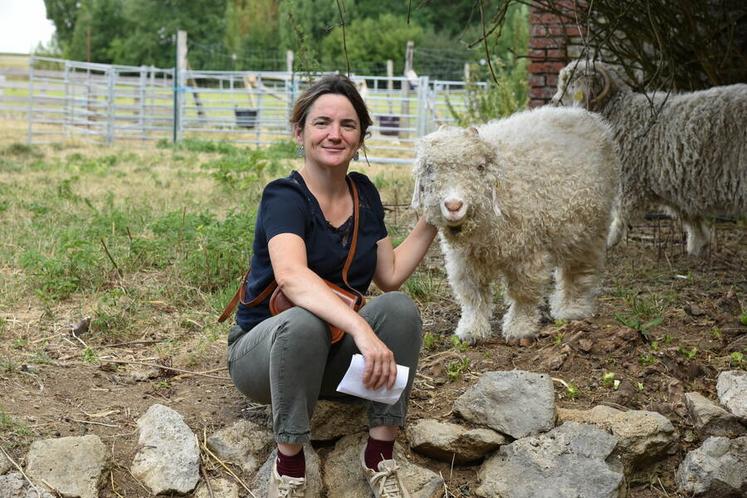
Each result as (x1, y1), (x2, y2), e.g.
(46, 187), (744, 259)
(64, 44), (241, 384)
(336, 354), (409, 405)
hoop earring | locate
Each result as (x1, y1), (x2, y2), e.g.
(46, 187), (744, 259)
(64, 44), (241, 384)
(296, 145), (304, 158)
(353, 150), (360, 161)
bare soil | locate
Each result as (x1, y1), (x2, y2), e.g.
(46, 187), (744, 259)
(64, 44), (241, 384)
(1, 217), (745, 498)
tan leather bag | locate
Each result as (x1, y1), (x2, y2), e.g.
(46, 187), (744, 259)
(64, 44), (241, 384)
(219, 176), (364, 344)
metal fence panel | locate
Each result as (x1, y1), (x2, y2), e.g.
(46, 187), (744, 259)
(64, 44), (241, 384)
(0, 57), (483, 163)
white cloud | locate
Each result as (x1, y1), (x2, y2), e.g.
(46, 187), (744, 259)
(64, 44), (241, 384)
(0, 0), (56, 54)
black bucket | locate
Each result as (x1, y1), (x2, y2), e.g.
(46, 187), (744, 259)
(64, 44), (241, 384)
(235, 108), (258, 129)
(378, 115), (400, 137)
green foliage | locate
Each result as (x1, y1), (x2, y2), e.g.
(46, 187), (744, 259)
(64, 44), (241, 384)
(423, 332), (439, 351)
(678, 346), (698, 361)
(602, 371), (616, 388)
(639, 352), (657, 366)
(730, 351), (744, 367)
(0, 407), (32, 436)
(321, 14), (425, 74)
(566, 383), (580, 400)
(450, 335), (469, 353)
(739, 311), (747, 326)
(446, 357), (470, 382)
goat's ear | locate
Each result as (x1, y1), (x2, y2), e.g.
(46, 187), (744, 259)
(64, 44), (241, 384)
(467, 127), (479, 137)
(410, 174), (421, 210)
(491, 186), (503, 219)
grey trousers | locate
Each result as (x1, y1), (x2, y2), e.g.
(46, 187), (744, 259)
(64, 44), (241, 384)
(227, 291), (423, 444)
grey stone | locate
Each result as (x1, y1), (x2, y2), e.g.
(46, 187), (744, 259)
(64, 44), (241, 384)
(24, 435), (109, 498)
(0, 472), (55, 498)
(475, 422), (624, 498)
(454, 370), (555, 438)
(131, 404), (200, 495)
(717, 370), (747, 419)
(207, 420), (273, 475)
(251, 444), (323, 498)
(310, 400), (368, 442)
(558, 405), (676, 471)
(0, 453), (10, 475)
(194, 478), (239, 498)
(407, 419), (506, 464)
(676, 436), (747, 497)
(685, 392), (746, 437)
(324, 433), (443, 498)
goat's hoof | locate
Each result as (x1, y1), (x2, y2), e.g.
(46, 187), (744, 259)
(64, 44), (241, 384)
(506, 337), (536, 347)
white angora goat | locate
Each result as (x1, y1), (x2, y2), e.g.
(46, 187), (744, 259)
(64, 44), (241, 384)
(412, 106), (619, 344)
(553, 60), (747, 256)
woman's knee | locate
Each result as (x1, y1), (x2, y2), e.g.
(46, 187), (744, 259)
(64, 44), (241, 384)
(367, 292), (423, 349)
(274, 307), (331, 352)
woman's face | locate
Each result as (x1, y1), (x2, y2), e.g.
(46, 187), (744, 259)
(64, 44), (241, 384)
(295, 93), (361, 170)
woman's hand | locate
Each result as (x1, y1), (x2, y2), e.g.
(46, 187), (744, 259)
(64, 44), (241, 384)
(351, 327), (398, 390)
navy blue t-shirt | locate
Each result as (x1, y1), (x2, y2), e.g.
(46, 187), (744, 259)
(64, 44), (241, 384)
(231, 170), (388, 343)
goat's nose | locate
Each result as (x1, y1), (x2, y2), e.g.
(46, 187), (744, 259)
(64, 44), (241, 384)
(444, 199), (463, 212)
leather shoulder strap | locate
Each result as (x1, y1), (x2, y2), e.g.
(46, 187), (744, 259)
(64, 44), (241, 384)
(217, 270), (277, 323)
(341, 176), (363, 304)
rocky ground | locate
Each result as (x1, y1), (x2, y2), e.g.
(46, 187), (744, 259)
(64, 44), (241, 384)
(1, 217), (746, 497)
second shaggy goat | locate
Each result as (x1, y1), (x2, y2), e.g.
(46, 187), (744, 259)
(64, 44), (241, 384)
(553, 60), (747, 255)
(412, 106), (619, 343)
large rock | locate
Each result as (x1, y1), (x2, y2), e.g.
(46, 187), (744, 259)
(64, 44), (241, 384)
(453, 370), (555, 438)
(407, 419), (506, 464)
(717, 371), (747, 419)
(131, 404), (200, 495)
(0, 452), (11, 475)
(194, 478), (240, 498)
(685, 392), (746, 438)
(475, 422), (624, 498)
(207, 420), (273, 475)
(558, 405), (676, 471)
(324, 433), (443, 498)
(24, 435), (109, 498)
(676, 436), (747, 497)
(0, 472), (55, 498)
(311, 400), (368, 441)
(251, 444), (323, 498)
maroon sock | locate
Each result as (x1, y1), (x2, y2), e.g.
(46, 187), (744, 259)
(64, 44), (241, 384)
(365, 436), (395, 470)
(276, 447), (305, 478)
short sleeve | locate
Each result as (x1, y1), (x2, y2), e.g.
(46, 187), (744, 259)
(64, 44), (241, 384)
(260, 180), (308, 240)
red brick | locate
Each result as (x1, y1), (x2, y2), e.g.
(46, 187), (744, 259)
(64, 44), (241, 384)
(529, 98), (547, 109)
(530, 86), (558, 99)
(565, 26), (582, 37)
(546, 49), (565, 59)
(530, 37), (563, 49)
(546, 74), (558, 86)
(531, 25), (547, 37)
(528, 48), (547, 60)
(528, 62), (565, 74)
(529, 75), (546, 87)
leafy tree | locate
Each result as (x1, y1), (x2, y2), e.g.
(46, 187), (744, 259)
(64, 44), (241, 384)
(66, 0), (126, 62)
(321, 14), (424, 74)
(44, 0), (80, 48)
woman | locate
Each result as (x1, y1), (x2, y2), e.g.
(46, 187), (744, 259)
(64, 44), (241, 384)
(226, 74), (437, 498)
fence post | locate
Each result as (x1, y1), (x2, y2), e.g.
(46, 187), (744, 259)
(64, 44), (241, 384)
(64, 60), (70, 140)
(139, 66), (147, 141)
(416, 75), (430, 137)
(106, 67), (115, 144)
(27, 56), (34, 144)
(173, 30), (187, 143)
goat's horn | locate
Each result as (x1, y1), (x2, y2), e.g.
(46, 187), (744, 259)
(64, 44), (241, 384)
(590, 64), (611, 106)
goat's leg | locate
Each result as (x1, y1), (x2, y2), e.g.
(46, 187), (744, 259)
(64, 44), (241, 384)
(501, 260), (549, 341)
(445, 250), (494, 343)
(550, 246), (604, 320)
(683, 216), (712, 256)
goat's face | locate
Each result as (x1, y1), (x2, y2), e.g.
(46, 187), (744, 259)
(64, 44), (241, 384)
(551, 60), (615, 111)
(412, 127), (501, 236)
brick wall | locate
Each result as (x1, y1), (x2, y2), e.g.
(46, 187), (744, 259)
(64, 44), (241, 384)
(528, 2), (584, 108)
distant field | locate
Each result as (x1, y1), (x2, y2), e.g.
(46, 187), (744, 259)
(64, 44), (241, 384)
(0, 53), (30, 68)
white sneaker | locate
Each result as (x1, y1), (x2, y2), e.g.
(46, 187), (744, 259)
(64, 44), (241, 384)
(360, 446), (411, 498)
(268, 459), (306, 498)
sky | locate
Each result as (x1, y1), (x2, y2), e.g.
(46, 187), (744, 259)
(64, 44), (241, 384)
(0, 0), (56, 54)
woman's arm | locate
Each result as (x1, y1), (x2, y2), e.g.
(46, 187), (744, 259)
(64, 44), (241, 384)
(268, 233), (397, 389)
(373, 217), (438, 292)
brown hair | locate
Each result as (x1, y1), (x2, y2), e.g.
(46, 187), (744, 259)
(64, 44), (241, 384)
(290, 74), (373, 147)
